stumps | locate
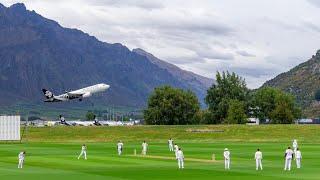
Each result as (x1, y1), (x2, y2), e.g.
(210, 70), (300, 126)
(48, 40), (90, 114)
(212, 154), (216, 161)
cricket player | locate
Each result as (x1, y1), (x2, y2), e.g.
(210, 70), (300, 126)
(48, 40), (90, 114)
(142, 141), (148, 155)
(174, 144), (179, 158)
(168, 138), (174, 152)
(292, 139), (298, 153)
(18, 151), (26, 169)
(284, 147), (294, 171)
(295, 148), (302, 168)
(117, 141), (124, 155)
(176, 148), (184, 169)
(224, 148), (230, 170)
(78, 144), (87, 160)
(255, 149), (263, 170)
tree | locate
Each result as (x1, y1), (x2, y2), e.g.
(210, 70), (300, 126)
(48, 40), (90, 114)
(144, 86), (200, 125)
(270, 102), (294, 124)
(270, 91), (301, 124)
(28, 116), (41, 121)
(315, 89), (320, 101)
(253, 87), (301, 124)
(226, 100), (247, 124)
(194, 109), (216, 124)
(86, 111), (96, 120)
(205, 71), (249, 123)
(252, 87), (278, 122)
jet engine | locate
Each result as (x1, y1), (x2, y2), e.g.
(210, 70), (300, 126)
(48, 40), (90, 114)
(82, 92), (92, 98)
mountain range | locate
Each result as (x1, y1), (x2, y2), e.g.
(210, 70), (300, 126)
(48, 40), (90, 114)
(0, 3), (213, 109)
(263, 50), (320, 117)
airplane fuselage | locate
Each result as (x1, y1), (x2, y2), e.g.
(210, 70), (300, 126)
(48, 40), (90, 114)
(43, 83), (110, 102)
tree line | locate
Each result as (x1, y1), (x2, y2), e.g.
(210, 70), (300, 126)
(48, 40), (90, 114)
(144, 71), (301, 125)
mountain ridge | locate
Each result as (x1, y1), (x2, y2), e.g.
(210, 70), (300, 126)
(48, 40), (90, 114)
(0, 3), (213, 108)
(263, 50), (320, 117)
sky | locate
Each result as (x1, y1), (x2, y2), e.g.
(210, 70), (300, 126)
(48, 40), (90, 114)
(2, 0), (320, 88)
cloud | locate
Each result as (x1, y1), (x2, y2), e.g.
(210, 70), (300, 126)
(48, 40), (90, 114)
(87, 0), (165, 10)
(230, 66), (279, 77)
(197, 49), (234, 60)
(303, 21), (320, 33)
(307, 0), (320, 8)
(236, 50), (256, 57)
(261, 17), (304, 32)
(2, 0), (320, 89)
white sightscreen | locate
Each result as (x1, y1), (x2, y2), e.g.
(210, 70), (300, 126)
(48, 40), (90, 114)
(0, 116), (20, 140)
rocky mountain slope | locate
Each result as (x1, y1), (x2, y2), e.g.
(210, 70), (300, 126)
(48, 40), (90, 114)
(263, 50), (320, 117)
(0, 3), (213, 108)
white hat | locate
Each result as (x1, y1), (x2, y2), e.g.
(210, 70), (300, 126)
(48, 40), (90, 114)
(224, 148), (228, 151)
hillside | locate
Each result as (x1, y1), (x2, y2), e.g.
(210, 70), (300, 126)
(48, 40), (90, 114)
(263, 50), (320, 117)
(0, 3), (212, 109)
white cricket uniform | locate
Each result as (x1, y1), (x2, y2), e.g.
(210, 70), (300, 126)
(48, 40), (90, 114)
(168, 139), (174, 151)
(293, 141), (298, 153)
(284, 149), (293, 170)
(78, 145), (87, 160)
(174, 145), (179, 158)
(255, 151), (263, 170)
(295, 150), (302, 168)
(117, 142), (124, 155)
(224, 151), (230, 170)
(176, 150), (184, 169)
(142, 142), (148, 155)
(18, 152), (25, 168)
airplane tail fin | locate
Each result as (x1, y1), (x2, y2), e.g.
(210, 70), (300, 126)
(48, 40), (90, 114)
(42, 89), (54, 99)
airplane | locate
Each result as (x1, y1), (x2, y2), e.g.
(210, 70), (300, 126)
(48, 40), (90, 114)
(93, 115), (102, 126)
(42, 83), (110, 102)
(58, 115), (70, 126)
(70, 121), (95, 126)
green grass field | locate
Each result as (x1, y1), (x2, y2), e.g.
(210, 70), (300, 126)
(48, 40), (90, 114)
(1, 125), (320, 179)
